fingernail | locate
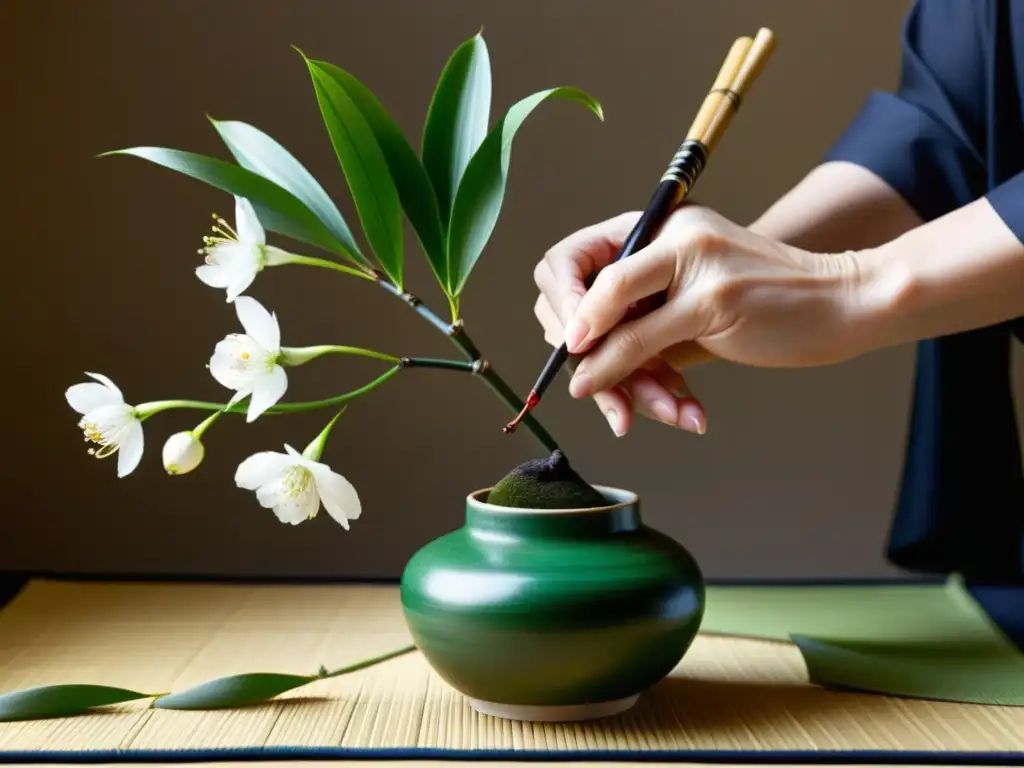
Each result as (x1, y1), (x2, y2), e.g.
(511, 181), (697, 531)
(604, 408), (625, 437)
(679, 403), (706, 434)
(652, 399), (677, 425)
(564, 318), (590, 352)
(569, 373), (592, 398)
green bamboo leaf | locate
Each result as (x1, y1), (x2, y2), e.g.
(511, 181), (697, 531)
(308, 58), (448, 290)
(421, 32), (491, 228)
(303, 58), (404, 289)
(0, 684), (152, 722)
(447, 87), (603, 296)
(103, 147), (367, 267)
(153, 673), (315, 710)
(208, 118), (364, 266)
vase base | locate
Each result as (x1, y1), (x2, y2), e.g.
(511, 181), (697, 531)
(468, 693), (640, 722)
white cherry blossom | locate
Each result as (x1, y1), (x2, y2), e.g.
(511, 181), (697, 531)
(65, 372), (144, 478)
(196, 196), (290, 302)
(209, 296), (288, 423)
(235, 444), (361, 529)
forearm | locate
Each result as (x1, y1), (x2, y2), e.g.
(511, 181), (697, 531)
(854, 196), (1024, 351)
(749, 161), (923, 251)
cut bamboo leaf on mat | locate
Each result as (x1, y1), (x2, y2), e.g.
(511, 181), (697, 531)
(794, 634), (1024, 706)
(0, 684), (154, 722)
(0, 643), (418, 720)
(153, 673), (316, 710)
(702, 576), (1024, 706)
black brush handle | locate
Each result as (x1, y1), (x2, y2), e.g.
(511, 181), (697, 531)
(529, 139), (709, 398)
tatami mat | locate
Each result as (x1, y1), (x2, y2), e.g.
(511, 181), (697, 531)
(0, 580), (1022, 760)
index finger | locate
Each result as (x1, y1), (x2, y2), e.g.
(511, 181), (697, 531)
(564, 238), (676, 354)
(536, 211), (641, 325)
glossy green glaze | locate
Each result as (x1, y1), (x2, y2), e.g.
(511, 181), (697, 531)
(399, 486), (705, 711)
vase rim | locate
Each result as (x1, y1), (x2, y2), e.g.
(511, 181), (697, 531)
(466, 484), (638, 515)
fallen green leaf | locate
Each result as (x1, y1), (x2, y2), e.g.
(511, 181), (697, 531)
(153, 673), (315, 710)
(794, 634), (1024, 706)
(0, 684), (152, 722)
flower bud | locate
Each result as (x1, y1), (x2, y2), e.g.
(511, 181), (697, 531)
(162, 431), (205, 475)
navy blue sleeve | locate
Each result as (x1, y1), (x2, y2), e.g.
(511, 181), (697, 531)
(985, 170), (1024, 243)
(824, 0), (989, 224)
(824, 0), (1024, 584)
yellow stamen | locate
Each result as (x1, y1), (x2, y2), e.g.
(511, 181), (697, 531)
(214, 215), (238, 239)
(78, 417), (132, 461)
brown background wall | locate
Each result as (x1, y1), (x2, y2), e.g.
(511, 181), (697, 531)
(4, 0), (1020, 580)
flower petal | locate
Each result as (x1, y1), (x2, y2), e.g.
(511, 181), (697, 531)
(224, 270), (257, 303)
(310, 464), (360, 529)
(256, 467), (320, 525)
(85, 372), (123, 400)
(208, 334), (266, 391)
(234, 197), (265, 246)
(66, 382), (121, 414)
(85, 403), (134, 436)
(206, 241), (253, 269)
(116, 419), (144, 478)
(246, 366), (287, 422)
(195, 264), (232, 289)
(234, 296), (280, 351)
(234, 450), (291, 490)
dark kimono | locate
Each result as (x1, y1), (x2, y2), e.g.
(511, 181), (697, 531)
(824, 0), (1024, 586)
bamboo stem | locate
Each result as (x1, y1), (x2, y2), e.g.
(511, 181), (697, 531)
(373, 274), (560, 454)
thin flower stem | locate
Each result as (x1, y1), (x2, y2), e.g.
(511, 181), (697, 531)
(280, 345), (400, 367)
(320, 644), (417, 680)
(191, 409), (223, 439)
(282, 253), (375, 281)
(136, 357), (482, 420)
(137, 367), (401, 418)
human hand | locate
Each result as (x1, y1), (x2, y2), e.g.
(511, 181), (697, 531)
(534, 206), (869, 436)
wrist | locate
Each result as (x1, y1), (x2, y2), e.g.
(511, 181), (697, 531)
(844, 241), (921, 355)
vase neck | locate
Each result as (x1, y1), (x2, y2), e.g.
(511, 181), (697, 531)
(465, 488), (641, 539)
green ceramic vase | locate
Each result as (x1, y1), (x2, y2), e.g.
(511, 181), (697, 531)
(399, 485), (705, 722)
